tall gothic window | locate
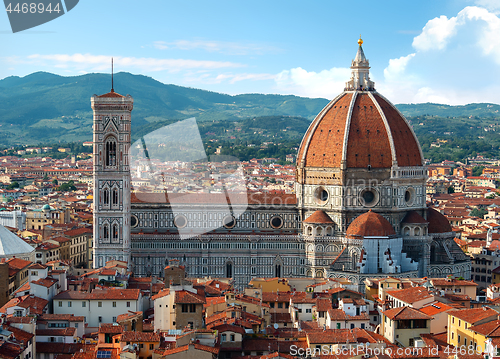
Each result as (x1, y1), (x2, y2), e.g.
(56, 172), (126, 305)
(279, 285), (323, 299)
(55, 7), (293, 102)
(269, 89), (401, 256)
(275, 264), (281, 278)
(105, 138), (117, 167)
(103, 224), (109, 241)
(226, 262), (233, 278)
(103, 189), (109, 205)
(112, 188), (118, 206)
(112, 224), (119, 241)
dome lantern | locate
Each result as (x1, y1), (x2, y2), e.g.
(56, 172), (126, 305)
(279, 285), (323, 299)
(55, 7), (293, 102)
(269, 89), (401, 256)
(345, 36), (375, 91)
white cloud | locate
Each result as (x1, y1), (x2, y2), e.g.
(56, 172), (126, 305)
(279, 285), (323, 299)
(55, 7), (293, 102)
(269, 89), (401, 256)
(383, 53), (416, 81)
(412, 15), (458, 51)
(474, 0), (500, 14)
(274, 67), (351, 99)
(382, 5), (500, 104)
(25, 53), (245, 72)
(153, 39), (280, 55)
(184, 72), (276, 85)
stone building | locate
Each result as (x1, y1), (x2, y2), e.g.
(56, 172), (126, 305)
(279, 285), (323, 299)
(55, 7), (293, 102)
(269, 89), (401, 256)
(92, 39), (471, 291)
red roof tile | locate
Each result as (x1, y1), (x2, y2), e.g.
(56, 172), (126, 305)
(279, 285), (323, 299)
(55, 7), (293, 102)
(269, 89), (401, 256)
(346, 210), (395, 237)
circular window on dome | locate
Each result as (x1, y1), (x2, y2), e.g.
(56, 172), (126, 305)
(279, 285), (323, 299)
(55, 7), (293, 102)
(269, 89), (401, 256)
(131, 215), (138, 228)
(174, 214), (187, 229)
(314, 187), (329, 205)
(360, 188), (379, 207)
(270, 216), (283, 229)
(223, 215), (236, 229)
(405, 187), (415, 206)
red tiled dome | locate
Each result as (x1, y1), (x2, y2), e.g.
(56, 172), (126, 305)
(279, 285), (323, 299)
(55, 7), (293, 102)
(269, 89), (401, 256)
(427, 207), (452, 233)
(346, 210), (395, 238)
(303, 210), (334, 224)
(297, 92), (422, 169)
(297, 41), (422, 171)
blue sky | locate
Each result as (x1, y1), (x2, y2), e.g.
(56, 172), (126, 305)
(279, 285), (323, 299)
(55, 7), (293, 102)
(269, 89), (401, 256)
(1, 0), (499, 105)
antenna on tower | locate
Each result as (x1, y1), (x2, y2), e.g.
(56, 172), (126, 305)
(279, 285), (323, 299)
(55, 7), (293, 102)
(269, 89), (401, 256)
(111, 58), (114, 92)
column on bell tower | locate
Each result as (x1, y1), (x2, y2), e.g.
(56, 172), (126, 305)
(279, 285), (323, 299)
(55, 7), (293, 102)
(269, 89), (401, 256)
(91, 89), (133, 269)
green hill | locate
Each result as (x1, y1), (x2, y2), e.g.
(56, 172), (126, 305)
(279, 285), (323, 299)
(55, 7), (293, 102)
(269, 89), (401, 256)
(0, 71), (499, 147)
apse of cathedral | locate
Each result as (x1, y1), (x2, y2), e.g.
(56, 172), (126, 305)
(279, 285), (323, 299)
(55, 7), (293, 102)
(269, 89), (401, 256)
(92, 39), (471, 291)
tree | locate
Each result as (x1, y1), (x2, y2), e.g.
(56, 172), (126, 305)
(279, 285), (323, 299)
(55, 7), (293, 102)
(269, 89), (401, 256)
(57, 180), (76, 192)
(52, 179), (58, 185)
(43, 174), (49, 180)
(470, 208), (487, 219)
(447, 186), (455, 194)
(472, 166), (485, 177)
(6, 181), (19, 189)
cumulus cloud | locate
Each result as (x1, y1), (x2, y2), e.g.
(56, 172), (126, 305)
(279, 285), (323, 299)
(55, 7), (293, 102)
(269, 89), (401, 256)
(274, 67), (351, 99)
(382, 5), (500, 104)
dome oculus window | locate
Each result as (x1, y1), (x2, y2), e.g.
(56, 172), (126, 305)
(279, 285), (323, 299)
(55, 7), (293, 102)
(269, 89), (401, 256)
(405, 187), (415, 206)
(174, 214), (187, 229)
(360, 188), (378, 207)
(131, 215), (138, 228)
(314, 187), (329, 205)
(223, 215), (236, 229)
(270, 216), (284, 229)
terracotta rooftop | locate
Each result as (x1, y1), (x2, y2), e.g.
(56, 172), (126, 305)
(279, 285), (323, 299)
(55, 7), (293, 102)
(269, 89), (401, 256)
(450, 307), (498, 324)
(427, 207), (452, 233)
(303, 210), (334, 224)
(402, 210), (428, 224)
(383, 306), (432, 320)
(297, 92), (422, 170)
(386, 286), (432, 304)
(346, 210), (396, 237)
(174, 290), (205, 304)
(120, 331), (160, 342)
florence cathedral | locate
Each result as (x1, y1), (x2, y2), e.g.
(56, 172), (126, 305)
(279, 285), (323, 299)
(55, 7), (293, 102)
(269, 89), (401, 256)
(92, 39), (471, 291)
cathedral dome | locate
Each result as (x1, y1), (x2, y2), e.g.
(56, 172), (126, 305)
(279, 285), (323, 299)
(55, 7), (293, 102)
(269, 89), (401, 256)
(346, 210), (396, 238)
(303, 210), (334, 224)
(297, 40), (423, 171)
(427, 207), (452, 233)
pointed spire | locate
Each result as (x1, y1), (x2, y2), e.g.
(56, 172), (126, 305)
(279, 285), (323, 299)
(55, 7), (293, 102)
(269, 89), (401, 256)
(111, 58), (114, 93)
(345, 36), (375, 91)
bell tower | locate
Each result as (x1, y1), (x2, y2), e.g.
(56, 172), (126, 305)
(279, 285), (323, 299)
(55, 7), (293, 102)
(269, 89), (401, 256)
(91, 76), (133, 269)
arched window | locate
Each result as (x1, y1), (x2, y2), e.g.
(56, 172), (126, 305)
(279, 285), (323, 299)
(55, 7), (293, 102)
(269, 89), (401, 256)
(103, 224), (109, 241)
(275, 264), (281, 278)
(112, 224), (119, 241)
(112, 188), (118, 205)
(105, 138), (117, 167)
(414, 227), (421, 236)
(226, 262), (233, 278)
(103, 189), (109, 205)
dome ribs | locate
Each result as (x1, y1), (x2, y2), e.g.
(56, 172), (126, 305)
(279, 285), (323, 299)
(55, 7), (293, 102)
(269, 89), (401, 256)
(346, 93), (392, 168)
(373, 94), (422, 167)
(300, 93), (352, 168)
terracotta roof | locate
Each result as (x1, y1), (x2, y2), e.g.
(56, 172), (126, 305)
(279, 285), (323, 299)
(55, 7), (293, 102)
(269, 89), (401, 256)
(97, 90), (124, 98)
(6, 257), (31, 270)
(31, 278), (58, 288)
(63, 227), (92, 237)
(211, 323), (246, 334)
(402, 210), (428, 224)
(38, 314), (85, 322)
(120, 331), (160, 342)
(54, 288), (140, 301)
(383, 306), (432, 320)
(346, 210), (395, 237)
(386, 286), (432, 304)
(427, 207), (452, 233)
(98, 323), (123, 334)
(315, 298), (332, 312)
(450, 307), (498, 324)
(174, 290), (205, 304)
(262, 292), (294, 302)
(419, 302), (455, 316)
(36, 327), (76, 336)
(303, 210), (334, 224)
(430, 278), (477, 287)
(29, 263), (47, 269)
(468, 319), (500, 337)
(297, 92), (422, 170)
(306, 329), (357, 344)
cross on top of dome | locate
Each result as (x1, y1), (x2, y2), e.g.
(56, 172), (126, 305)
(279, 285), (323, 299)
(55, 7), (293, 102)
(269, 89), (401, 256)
(345, 37), (375, 91)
